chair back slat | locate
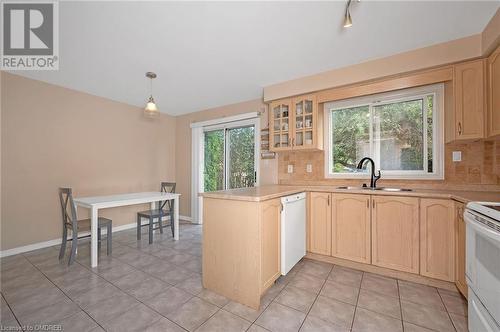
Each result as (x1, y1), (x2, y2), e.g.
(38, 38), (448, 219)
(159, 182), (176, 211)
(59, 188), (78, 229)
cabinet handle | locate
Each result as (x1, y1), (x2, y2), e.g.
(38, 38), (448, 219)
(328, 195), (330, 206)
(372, 200), (375, 209)
(367, 199), (369, 208)
(458, 122), (462, 135)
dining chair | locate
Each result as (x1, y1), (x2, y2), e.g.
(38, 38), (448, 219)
(58, 188), (112, 265)
(136, 182), (176, 244)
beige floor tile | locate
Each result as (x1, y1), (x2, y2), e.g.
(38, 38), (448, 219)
(158, 265), (195, 285)
(248, 324), (271, 332)
(288, 272), (325, 294)
(9, 286), (68, 317)
(17, 297), (80, 326)
(144, 317), (186, 332)
(261, 283), (286, 307)
(101, 303), (162, 332)
(176, 274), (203, 295)
(352, 307), (403, 332)
(357, 288), (401, 319)
(361, 273), (399, 298)
(309, 295), (355, 329)
(255, 302), (306, 332)
(198, 289), (230, 307)
(403, 322), (435, 332)
(401, 300), (455, 332)
(223, 300), (268, 322)
(112, 270), (151, 291)
(52, 311), (99, 332)
(275, 285), (317, 313)
(450, 312), (469, 332)
(94, 261), (137, 281)
(71, 283), (123, 309)
(299, 316), (350, 332)
(320, 280), (359, 305)
(437, 287), (462, 298)
(167, 297), (219, 331)
(328, 266), (363, 288)
(196, 309), (251, 332)
(85, 292), (140, 324)
(0, 298), (19, 328)
(441, 293), (468, 316)
(126, 276), (171, 302)
(144, 287), (193, 316)
(398, 280), (445, 310)
(299, 261), (333, 279)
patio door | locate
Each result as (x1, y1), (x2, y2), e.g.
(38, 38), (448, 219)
(203, 123), (257, 191)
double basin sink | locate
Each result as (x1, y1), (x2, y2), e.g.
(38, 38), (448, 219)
(336, 186), (412, 192)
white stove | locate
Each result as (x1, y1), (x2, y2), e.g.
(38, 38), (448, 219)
(465, 201), (500, 332)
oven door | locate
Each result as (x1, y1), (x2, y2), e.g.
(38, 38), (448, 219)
(465, 209), (500, 325)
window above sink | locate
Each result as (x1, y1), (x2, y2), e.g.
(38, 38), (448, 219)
(324, 84), (444, 180)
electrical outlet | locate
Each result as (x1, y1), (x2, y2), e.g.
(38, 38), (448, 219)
(306, 164), (313, 173)
(287, 165), (294, 173)
(452, 151), (462, 162)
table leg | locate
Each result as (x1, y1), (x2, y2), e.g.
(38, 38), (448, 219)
(174, 197), (179, 240)
(91, 207), (99, 268)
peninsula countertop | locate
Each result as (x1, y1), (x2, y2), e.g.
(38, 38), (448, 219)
(199, 185), (500, 203)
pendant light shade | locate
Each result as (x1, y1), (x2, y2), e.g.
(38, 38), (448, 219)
(144, 72), (159, 117)
(343, 10), (352, 28)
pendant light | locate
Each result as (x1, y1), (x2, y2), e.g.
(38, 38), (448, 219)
(144, 72), (159, 117)
(343, 0), (353, 28)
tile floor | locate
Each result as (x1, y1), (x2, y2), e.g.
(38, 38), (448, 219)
(1, 223), (469, 332)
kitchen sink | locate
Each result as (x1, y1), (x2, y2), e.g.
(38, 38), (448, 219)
(373, 187), (412, 192)
(336, 186), (412, 192)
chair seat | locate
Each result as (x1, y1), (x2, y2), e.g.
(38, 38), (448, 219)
(67, 217), (112, 231)
(137, 209), (171, 218)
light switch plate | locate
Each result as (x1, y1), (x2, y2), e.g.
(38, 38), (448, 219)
(287, 165), (294, 173)
(452, 151), (462, 162)
(306, 164), (313, 173)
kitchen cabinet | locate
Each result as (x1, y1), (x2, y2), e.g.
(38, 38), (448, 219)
(202, 197), (281, 309)
(269, 94), (322, 152)
(331, 194), (371, 264)
(260, 198), (282, 291)
(371, 196), (420, 274)
(487, 45), (500, 137)
(452, 59), (486, 140)
(420, 199), (455, 282)
(455, 202), (468, 298)
(308, 192), (331, 256)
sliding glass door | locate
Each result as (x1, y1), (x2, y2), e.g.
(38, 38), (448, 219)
(204, 124), (256, 192)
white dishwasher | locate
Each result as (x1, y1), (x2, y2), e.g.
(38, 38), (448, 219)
(281, 192), (306, 275)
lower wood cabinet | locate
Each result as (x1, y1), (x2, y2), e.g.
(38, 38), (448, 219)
(308, 192), (331, 256)
(371, 196), (420, 274)
(260, 198), (282, 291)
(455, 202), (468, 297)
(331, 194), (371, 264)
(420, 199), (455, 282)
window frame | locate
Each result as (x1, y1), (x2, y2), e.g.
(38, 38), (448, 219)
(324, 84), (444, 180)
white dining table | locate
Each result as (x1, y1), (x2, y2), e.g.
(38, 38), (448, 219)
(74, 192), (180, 267)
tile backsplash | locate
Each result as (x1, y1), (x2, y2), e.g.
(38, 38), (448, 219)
(278, 138), (500, 191)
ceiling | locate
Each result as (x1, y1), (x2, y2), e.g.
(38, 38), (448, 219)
(15, 1), (499, 116)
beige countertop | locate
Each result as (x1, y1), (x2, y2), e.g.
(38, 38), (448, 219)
(199, 185), (500, 203)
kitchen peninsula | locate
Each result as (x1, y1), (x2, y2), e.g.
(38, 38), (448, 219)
(201, 185), (500, 309)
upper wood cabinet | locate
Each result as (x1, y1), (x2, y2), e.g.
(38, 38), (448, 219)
(331, 194), (371, 264)
(420, 199), (455, 282)
(452, 59), (486, 140)
(260, 198), (281, 292)
(269, 94), (322, 152)
(308, 192), (331, 256)
(371, 196), (420, 274)
(455, 202), (468, 298)
(487, 46), (500, 138)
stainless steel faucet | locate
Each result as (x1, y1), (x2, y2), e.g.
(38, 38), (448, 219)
(357, 157), (381, 188)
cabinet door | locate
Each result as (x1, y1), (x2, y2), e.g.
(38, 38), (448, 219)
(372, 196), (419, 273)
(331, 194), (371, 264)
(269, 99), (292, 152)
(455, 203), (468, 298)
(454, 60), (485, 140)
(420, 199), (455, 281)
(260, 198), (281, 292)
(291, 94), (320, 150)
(309, 192), (331, 256)
(487, 46), (500, 137)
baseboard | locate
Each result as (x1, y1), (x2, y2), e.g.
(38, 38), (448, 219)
(0, 215), (193, 258)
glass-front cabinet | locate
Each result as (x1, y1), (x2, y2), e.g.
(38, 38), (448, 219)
(269, 94), (322, 152)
